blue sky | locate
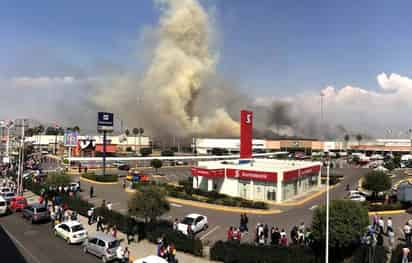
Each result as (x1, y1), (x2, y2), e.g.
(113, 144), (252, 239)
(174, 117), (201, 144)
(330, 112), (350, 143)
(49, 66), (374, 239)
(2, 0), (412, 97)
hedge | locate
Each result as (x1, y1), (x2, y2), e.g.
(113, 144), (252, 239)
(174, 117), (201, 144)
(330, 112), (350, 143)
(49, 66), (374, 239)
(210, 241), (318, 263)
(146, 224), (203, 257)
(135, 181), (268, 210)
(81, 173), (118, 182)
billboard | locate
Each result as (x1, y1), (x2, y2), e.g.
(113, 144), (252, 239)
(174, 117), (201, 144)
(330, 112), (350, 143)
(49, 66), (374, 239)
(240, 110), (253, 159)
(64, 131), (78, 147)
(97, 112), (114, 132)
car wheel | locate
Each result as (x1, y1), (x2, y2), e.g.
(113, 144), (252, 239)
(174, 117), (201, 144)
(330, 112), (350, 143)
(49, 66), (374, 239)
(83, 246), (88, 254)
(66, 237), (71, 244)
(102, 256), (107, 263)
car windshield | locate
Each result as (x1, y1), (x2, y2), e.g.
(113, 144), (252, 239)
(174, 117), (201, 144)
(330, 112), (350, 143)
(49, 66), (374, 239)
(36, 207), (47, 213)
(6, 193), (14, 197)
(108, 240), (120, 249)
(71, 225), (84, 232)
(181, 217), (194, 225)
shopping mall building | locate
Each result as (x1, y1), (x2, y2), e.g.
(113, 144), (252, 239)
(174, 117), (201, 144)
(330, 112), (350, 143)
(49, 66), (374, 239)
(191, 110), (322, 203)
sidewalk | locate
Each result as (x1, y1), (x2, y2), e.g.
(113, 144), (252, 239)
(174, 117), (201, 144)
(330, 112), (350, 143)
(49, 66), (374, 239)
(22, 191), (216, 263)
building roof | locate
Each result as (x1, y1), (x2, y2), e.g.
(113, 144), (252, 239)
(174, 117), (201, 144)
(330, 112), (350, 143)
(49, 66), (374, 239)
(197, 158), (321, 173)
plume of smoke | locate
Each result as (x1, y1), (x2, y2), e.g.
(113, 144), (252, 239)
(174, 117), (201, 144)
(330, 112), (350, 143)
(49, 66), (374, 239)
(92, 0), (239, 138)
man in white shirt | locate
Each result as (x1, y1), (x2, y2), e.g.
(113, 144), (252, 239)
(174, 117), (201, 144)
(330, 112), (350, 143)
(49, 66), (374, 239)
(403, 223), (411, 244)
(378, 217), (384, 234)
(386, 217), (393, 234)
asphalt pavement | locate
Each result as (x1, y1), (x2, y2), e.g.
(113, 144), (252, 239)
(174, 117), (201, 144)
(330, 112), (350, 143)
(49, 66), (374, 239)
(0, 213), (99, 263)
(76, 166), (369, 244)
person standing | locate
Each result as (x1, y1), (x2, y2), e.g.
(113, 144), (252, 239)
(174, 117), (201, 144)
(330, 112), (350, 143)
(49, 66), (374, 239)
(386, 217), (393, 234)
(173, 218), (178, 231)
(244, 213), (249, 233)
(123, 247), (130, 263)
(96, 215), (104, 232)
(87, 208), (94, 225)
(404, 222), (411, 244)
(378, 217), (384, 234)
(402, 247), (410, 263)
(263, 224), (269, 245)
(89, 186), (94, 199)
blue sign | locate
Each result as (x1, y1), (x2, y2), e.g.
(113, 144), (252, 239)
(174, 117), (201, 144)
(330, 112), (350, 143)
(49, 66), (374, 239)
(97, 112), (114, 132)
(64, 131), (78, 147)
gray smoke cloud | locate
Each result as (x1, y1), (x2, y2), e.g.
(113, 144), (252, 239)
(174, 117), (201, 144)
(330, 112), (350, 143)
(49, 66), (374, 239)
(92, 0), (240, 138)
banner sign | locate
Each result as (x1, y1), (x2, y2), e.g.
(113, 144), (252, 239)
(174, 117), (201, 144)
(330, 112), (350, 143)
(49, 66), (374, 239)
(283, 165), (321, 181)
(97, 112), (114, 132)
(64, 131), (78, 147)
(240, 110), (253, 159)
(227, 168), (277, 182)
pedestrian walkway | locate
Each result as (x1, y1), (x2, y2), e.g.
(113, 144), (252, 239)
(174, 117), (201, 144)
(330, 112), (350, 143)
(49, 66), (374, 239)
(22, 190), (215, 263)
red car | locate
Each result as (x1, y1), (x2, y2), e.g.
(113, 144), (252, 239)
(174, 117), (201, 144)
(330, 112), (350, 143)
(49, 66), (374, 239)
(9, 196), (28, 211)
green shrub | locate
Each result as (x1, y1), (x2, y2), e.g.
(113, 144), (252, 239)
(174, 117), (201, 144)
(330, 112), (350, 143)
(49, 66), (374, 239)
(82, 173), (118, 182)
(210, 241), (317, 263)
(62, 159), (69, 164)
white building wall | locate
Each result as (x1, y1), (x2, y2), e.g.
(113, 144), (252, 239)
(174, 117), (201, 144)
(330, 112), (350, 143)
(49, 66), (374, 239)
(219, 177), (239, 197)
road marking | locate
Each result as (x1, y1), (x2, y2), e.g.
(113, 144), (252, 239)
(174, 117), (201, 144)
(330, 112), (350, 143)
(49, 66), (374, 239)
(170, 203), (183, 208)
(2, 226), (42, 263)
(309, 205), (318, 210)
(200, 225), (220, 240)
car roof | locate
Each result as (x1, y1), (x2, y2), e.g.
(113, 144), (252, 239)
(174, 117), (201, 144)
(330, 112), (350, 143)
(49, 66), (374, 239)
(90, 232), (117, 242)
(133, 255), (168, 263)
(185, 213), (203, 218)
(60, 221), (82, 227)
(30, 203), (47, 208)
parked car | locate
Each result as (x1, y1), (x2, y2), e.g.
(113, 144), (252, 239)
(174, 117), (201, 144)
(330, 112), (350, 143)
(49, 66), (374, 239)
(118, 164), (130, 171)
(348, 194), (366, 202)
(0, 187), (11, 195)
(22, 203), (50, 223)
(133, 255), (168, 263)
(0, 196), (8, 215)
(3, 192), (15, 204)
(69, 182), (81, 192)
(54, 221), (88, 244)
(9, 196), (28, 211)
(82, 232), (120, 262)
(177, 213), (208, 235)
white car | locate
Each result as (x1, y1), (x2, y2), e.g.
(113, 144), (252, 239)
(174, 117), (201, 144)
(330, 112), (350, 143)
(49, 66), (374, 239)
(177, 213), (208, 235)
(133, 255), (167, 263)
(0, 196), (7, 215)
(0, 187), (11, 195)
(54, 221), (88, 244)
(69, 182), (80, 192)
(349, 194), (366, 202)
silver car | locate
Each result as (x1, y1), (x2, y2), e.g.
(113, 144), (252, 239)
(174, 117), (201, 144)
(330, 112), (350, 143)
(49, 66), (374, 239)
(21, 203), (50, 223)
(82, 232), (120, 262)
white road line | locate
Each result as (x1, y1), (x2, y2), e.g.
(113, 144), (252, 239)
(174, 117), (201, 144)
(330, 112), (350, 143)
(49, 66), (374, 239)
(170, 203), (183, 208)
(200, 225), (220, 240)
(2, 226), (42, 263)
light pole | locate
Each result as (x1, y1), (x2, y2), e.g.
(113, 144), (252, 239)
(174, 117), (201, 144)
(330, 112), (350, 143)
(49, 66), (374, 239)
(325, 156), (330, 263)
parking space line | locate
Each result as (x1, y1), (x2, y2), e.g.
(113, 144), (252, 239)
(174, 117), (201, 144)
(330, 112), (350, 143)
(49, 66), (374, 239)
(170, 203), (183, 208)
(200, 225), (220, 240)
(2, 226), (42, 263)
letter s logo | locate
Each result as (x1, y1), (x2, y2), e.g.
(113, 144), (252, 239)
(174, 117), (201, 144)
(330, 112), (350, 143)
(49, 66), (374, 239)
(245, 113), (252, 124)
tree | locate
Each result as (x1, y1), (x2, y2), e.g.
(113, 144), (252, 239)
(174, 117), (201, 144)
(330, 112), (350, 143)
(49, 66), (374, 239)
(362, 171), (392, 197)
(128, 185), (170, 223)
(356, 134), (363, 146)
(150, 159), (162, 174)
(125, 129), (130, 137)
(45, 126), (58, 135)
(311, 200), (369, 260)
(72, 126), (80, 133)
(37, 125), (45, 134)
(344, 134), (350, 150)
(45, 173), (71, 187)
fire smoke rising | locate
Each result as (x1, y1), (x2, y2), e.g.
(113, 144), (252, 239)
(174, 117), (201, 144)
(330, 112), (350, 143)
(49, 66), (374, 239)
(93, 0), (239, 138)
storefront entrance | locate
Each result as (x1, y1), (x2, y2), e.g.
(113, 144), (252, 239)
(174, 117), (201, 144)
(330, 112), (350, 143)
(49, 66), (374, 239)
(238, 180), (250, 199)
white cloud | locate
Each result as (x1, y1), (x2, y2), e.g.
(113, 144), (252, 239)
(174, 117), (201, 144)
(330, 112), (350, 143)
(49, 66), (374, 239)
(11, 76), (78, 89)
(255, 72), (412, 138)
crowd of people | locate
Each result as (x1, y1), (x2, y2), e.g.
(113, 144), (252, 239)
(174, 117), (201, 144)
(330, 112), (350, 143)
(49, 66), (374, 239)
(157, 235), (178, 263)
(226, 214), (313, 247)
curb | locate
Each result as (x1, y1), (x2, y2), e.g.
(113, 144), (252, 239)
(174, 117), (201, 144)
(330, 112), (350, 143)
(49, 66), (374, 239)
(124, 188), (281, 214)
(79, 176), (119, 185)
(269, 184), (339, 207)
(368, 210), (406, 216)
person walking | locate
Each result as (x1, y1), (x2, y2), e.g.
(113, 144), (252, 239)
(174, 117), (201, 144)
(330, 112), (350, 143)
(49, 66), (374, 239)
(378, 217), (384, 234)
(87, 208), (94, 225)
(244, 213), (249, 233)
(404, 222), (411, 244)
(96, 215), (104, 232)
(89, 186), (94, 199)
(402, 247), (410, 263)
(263, 224), (269, 245)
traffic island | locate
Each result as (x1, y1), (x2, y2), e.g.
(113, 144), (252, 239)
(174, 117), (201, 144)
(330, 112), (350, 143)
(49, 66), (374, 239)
(80, 173), (119, 185)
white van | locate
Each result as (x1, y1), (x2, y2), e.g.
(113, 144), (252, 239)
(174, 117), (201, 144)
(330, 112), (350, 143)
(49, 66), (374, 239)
(0, 196), (8, 215)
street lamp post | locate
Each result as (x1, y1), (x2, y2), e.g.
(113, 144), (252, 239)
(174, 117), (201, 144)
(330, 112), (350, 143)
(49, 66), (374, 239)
(325, 156), (330, 263)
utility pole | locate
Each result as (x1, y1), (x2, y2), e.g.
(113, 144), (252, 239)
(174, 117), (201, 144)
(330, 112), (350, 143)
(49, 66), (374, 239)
(102, 131), (107, 177)
(17, 119), (25, 196)
(326, 156), (330, 263)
